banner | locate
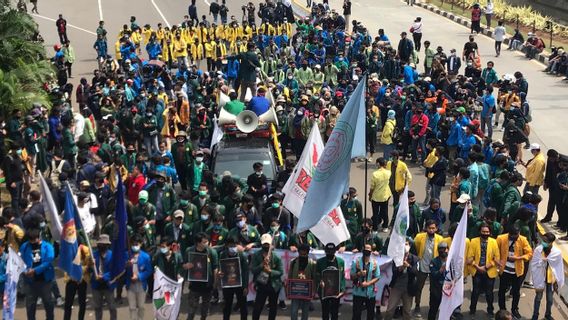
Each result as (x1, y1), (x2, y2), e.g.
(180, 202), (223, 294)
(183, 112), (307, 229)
(439, 205), (468, 320)
(39, 175), (62, 241)
(387, 186), (409, 267)
(59, 186), (83, 281)
(153, 267), (184, 320)
(242, 249), (393, 304)
(282, 123), (350, 245)
(297, 77), (366, 232)
(2, 248), (26, 320)
(210, 116), (224, 149)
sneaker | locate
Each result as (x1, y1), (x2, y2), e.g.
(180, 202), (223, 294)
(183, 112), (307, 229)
(279, 301), (287, 310)
(512, 310), (522, 319)
(56, 297), (64, 307)
(37, 298), (42, 305)
(523, 281), (534, 289)
(382, 228), (389, 233)
(413, 308), (422, 318)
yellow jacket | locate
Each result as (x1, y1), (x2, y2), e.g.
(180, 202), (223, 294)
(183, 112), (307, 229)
(217, 41), (227, 58)
(205, 41), (217, 59)
(64, 244), (92, 283)
(161, 108), (181, 137)
(115, 40), (122, 60)
(1, 224), (24, 251)
(468, 237), (500, 278)
(386, 160), (412, 193)
(369, 167), (392, 202)
(496, 234), (532, 276)
(443, 236), (471, 276)
(423, 148), (438, 169)
(215, 25), (226, 40)
(174, 38), (188, 58)
(156, 28), (165, 44)
(414, 233), (444, 259)
(142, 27), (153, 45)
(130, 31), (142, 45)
(195, 43), (204, 60)
(525, 152), (546, 186)
(380, 119), (396, 145)
(109, 165), (129, 192)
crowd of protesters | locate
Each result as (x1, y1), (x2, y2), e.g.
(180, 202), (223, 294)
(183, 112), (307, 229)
(0, 0), (566, 320)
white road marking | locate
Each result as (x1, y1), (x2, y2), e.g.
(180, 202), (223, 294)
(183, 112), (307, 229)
(98, 0), (104, 20)
(354, 2), (362, 6)
(31, 13), (97, 35)
(204, 0), (211, 5)
(150, 0), (171, 28)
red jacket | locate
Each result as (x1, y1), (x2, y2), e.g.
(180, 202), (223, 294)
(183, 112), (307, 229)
(410, 113), (429, 137)
(126, 174), (146, 205)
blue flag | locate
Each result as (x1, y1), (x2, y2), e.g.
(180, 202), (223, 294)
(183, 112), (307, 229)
(297, 76), (367, 233)
(58, 187), (83, 281)
(110, 175), (128, 283)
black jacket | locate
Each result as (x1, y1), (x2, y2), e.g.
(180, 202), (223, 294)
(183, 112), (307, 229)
(389, 253), (419, 296)
(428, 156), (448, 186)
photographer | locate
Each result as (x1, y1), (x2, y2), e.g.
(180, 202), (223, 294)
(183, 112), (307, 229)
(242, 2), (256, 26)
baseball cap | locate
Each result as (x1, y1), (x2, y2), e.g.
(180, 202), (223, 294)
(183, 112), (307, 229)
(138, 190), (149, 201)
(174, 210), (184, 219)
(456, 194), (471, 203)
(261, 233), (273, 245)
(530, 143), (540, 150)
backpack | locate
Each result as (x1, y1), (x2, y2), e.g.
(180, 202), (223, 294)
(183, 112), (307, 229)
(483, 179), (498, 208)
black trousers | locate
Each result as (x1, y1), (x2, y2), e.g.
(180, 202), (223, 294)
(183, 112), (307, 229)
(321, 297), (340, 320)
(366, 131), (377, 155)
(371, 200), (389, 230)
(63, 280), (87, 320)
(352, 296), (375, 320)
(252, 285), (278, 320)
(428, 284), (442, 320)
(470, 273), (495, 313)
(223, 287), (248, 320)
(498, 272), (522, 312)
(544, 187), (560, 221)
(413, 33), (422, 51)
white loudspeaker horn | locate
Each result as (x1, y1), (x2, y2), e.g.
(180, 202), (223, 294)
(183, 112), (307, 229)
(258, 107), (279, 126)
(218, 91), (230, 109)
(236, 110), (259, 133)
(218, 107), (237, 125)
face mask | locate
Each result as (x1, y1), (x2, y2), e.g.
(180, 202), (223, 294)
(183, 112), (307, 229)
(297, 111), (303, 116)
(271, 202), (280, 209)
(199, 190), (207, 197)
(180, 200), (189, 207)
(439, 251), (448, 259)
(237, 220), (246, 229)
(480, 234), (490, 240)
(139, 199), (147, 205)
(196, 157), (204, 162)
(229, 247), (238, 255)
(363, 250), (371, 257)
(200, 214), (209, 221)
(40, 222), (46, 228)
(98, 245), (108, 252)
(16, 149), (22, 156)
(404, 244), (410, 253)
(271, 226), (279, 233)
(131, 245), (140, 253)
(262, 245), (270, 252)
(213, 224), (222, 231)
(160, 247), (169, 254)
(326, 252), (335, 260)
(256, 171), (263, 176)
(146, 113), (152, 117)
(156, 181), (165, 187)
(542, 242), (550, 250)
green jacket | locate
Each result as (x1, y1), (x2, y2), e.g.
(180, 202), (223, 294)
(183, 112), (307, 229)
(227, 225), (261, 247)
(224, 100), (246, 116)
(205, 226), (229, 251)
(164, 222), (192, 253)
(340, 198), (363, 237)
(184, 246), (219, 289)
(503, 185), (521, 221)
(424, 47), (435, 68)
(132, 203), (156, 222)
(62, 127), (77, 156)
(133, 226), (156, 254)
(80, 118), (96, 145)
(350, 231), (384, 252)
(289, 232), (319, 249)
(294, 67), (314, 87)
(251, 250), (283, 290)
(147, 184), (177, 220)
(315, 256), (346, 296)
(153, 250), (184, 280)
(176, 201), (199, 224)
(170, 141), (193, 170)
(218, 249), (249, 285)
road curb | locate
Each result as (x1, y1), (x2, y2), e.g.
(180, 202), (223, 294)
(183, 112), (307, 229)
(413, 2), (549, 65)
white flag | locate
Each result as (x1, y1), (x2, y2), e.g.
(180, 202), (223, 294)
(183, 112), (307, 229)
(3, 248), (26, 320)
(210, 116), (224, 149)
(40, 175), (62, 241)
(153, 267), (184, 320)
(282, 123), (350, 245)
(387, 186), (409, 267)
(439, 205), (468, 320)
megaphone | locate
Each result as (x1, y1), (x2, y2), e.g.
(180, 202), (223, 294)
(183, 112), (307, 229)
(218, 107), (237, 125)
(236, 110), (259, 133)
(258, 107), (279, 126)
(218, 91), (230, 110)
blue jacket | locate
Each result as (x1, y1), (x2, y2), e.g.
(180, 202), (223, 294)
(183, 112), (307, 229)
(126, 250), (153, 291)
(91, 249), (116, 290)
(227, 60), (240, 78)
(446, 122), (462, 147)
(481, 94), (495, 118)
(146, 42), (162, 60)
(459, 134), (477, 160)
(403, 65), (417, 85)
(248, 96), (270, 116)
(93, 39), (108, 58)
(20, 241), (55, 283)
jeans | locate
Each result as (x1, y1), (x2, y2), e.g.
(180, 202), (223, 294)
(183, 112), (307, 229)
(498, 272), (522, 312)
(412, 33), (422, 51)
(187, 289), (212, 320)
(321, 297), (340, 320)
(352, 296), (375, 320)
(480, 116), (493, 138)
(143, 135), (159, 155)
(532, 284), (553, 320)
(223, 287), (248, 320)
(63, 280), (87, 320)
(7, 180), (23, 217)
(411, 135), (426, 162)
(291, 299), (310, 320)
(92, 288), (117, 320)
(177, 56), (189, 69)
(371, 200), (390, 230)
(252, 285), (278, 320)
(127, 282), (146, 320)
(383, 143), (395, 160)
(470, 273), (495, 313)
(212, 14), (218, 24)
(415, 271), (429, 309)
(221, 16), (227, 24)
(384, 286), (413, 320)
(25, 280), (54, 320)
(430, 184), (442, 202)
(495, 41), (502, 56)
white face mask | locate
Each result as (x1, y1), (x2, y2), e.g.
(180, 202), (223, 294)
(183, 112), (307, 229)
(196, 157), (204, 162)
(237, 220), (246, 229)
(405, 244), (411, 253)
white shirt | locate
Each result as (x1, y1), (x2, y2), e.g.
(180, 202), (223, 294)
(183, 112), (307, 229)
(73, 114), (85, 142)
(494, 26), (506, 42)
(485, 2), (494, 14)
(411, 22), (423, 34)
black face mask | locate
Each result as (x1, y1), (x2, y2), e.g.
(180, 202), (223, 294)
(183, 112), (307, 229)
(156, 181), (165, 187)
(31, 242), (40, 250)
(362, 227), (370, 233)
(325, 251), (335, 260)
(97, 245), (108, 252)
(262, 245), (270, 252)
(363, 250), (371, 257)
(480, 234), (489, 240)
(439, 252), (448, 259)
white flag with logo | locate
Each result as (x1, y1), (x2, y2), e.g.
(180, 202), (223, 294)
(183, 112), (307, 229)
(153, 267), (184, 320)
(282, 123), (350, 245)
(387, 186), (409, 267)
(439, 205), (468, 320)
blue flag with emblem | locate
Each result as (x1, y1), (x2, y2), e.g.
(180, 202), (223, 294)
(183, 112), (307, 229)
(296, 76), (366, 233)
(58, 186), (83, 281)
(110, 175), (128, 283)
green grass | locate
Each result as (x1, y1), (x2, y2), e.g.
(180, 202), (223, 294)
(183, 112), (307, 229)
(425, 0), (568, 52)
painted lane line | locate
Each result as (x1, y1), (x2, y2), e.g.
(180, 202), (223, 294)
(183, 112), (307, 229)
(98, 0), (104, 20)
(204, 0), (210, 5)
(150, 0), (171, 28)
(32, 13), (97, 35)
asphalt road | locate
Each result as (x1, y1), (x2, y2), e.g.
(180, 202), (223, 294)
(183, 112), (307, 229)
(20, 0), (568, 318)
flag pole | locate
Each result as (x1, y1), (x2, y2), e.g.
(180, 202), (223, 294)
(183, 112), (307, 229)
(66, 182), (98, 277)
(364, 158), (368, 221)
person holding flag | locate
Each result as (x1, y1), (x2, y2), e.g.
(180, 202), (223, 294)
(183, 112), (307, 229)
(384, 239), (418, 320)
(20, 228), (56, 320)
(428, 241), (449, 320)
(125, 234), (153, 320)
(91, 234), (117, 320)
(62, 243), (91, 320)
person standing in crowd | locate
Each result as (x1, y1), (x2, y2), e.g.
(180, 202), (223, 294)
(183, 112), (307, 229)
(91, 234), (117, 320)
(410, 17), (423, 52)
(521, 143), (546, 195)
(288, 243), (316, 320)
(251, 234), (283, 320)
(541, 149), (560, 223)
(63, 244), (91, 320)
(485, 0), (494, 29)
(126, 235), (153, 320)
(56, 14), (68, 44)
(2, 142), (25, 217)
(369, 157), (392, 232)
(384, 240), (418, 320)
(218, 238), (248, 320)
(342, 0), (351, 32)
(494, 20), (506, 57)
(427, 241), (448, 320)
(471, 3), (482, 34)
(496, 226), (532, 319)
(387, 150), (412, 208)
(380, 110), (397, 160)
(350, 243), (380, 320)
(316, 243), (345, 320)
(413, 220), (443, 317)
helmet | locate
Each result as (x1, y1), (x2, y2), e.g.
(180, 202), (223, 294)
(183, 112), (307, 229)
(53, 44), (62, 51)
